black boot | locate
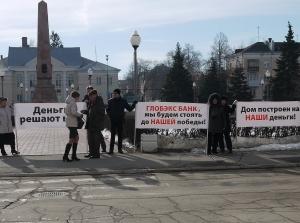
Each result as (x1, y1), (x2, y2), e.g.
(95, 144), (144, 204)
(72, 143), (80, 161)
(11, 145), (20, 155)
(63, 143), (72, 162)
(1, 145), (7, 156)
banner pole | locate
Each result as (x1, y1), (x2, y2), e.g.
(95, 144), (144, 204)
(14, 105), (19, 152)
(134, 107), (137, 151)
(234, 102), (238, 150)
(206, 103), (210, 155)
(15, 128), (19, 152)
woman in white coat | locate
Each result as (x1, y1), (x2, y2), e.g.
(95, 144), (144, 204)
(64, 91), (83, 162)
(0, 97), (19, 156)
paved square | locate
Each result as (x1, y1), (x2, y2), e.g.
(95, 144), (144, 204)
(13, 128), (90, 155)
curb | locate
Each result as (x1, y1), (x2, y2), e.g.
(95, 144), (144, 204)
(0, 163), (299, 178)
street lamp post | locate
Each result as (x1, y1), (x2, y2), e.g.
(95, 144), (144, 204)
(88, 68), (93, 86)
(106, 55), (109, 100)
(19, 82), (24, 102)
(192, 82), (197, 103)
(265, 70), (271, 100)
(25, 88), (28, 102)
(260, 79), (265, 101)
(130, 30), (141, 98)
(0, 73), (5, 97)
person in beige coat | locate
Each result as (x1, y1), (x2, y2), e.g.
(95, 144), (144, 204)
(63, 91), (83, 162)
(0, 97), (19, 156)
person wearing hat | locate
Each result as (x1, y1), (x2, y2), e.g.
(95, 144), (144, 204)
(0, 97), (19, 156)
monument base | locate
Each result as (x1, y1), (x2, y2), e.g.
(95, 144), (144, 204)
(32, 80), (58, 103)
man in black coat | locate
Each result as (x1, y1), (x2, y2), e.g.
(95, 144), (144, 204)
(207, 93), (225, 155)
(82, 86), (95, 158)
(86, 90), (106, 158)
(106, 89), (137, 154)
(221, 96), (236, 153)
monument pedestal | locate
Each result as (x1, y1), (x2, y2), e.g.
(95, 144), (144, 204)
(32, 80), (57, 103)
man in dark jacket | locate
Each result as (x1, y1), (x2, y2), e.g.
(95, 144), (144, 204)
(82, 86), (93, 104)
(221, 96), (236, 153)
(86, 90), (106, 158)
(106, 89), (137, 154)
(82, 86), (94, 158)
(207, 93), (225, 155)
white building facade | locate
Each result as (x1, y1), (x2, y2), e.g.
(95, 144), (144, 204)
(0, 44), (120, 103)
(226, 38), (300, 100)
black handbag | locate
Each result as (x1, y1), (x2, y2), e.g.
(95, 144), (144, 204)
(77, 117), (85, 129)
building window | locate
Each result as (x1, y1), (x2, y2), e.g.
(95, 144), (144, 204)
(17, 94), (23, 102)
(96, 76), (101, 85)
(27, 72), (36, 88)
(15, 72), (25, 87)
(264, 61), (270, 69)
(66, 72), (75, 87)
(250, 87), (256, 97)
(247, 59), (259, 72)
(248, 73), (258, 80)
(55, 72), (62, 88)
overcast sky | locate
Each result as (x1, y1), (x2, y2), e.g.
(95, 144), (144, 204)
(0, 0), (299, 78)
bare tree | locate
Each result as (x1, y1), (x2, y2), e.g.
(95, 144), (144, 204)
(166, 43), (203, 75)
(211, 32), (232, 74)
(50, 30), (64, 48)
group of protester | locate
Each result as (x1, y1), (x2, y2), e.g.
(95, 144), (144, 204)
(0, 88), (235, 159)
(63, 87), (137, 162)
(207, 93), (236, 155)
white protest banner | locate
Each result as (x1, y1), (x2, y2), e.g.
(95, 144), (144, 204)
(236, 101), (300, 127)
(14, 103), (86, 129)
(135, 102), (208, 129)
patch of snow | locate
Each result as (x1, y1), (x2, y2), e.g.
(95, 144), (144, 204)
(239, 143), (300, 151)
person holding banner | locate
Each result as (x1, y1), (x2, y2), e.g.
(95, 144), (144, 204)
(0, 97), (19, 156)
(207, 93), (225, 155)
(64, 91), (83, 162)
(85, 90), (106, 159)
(221, 96), (236, 154)
(107, 89), (137, 154)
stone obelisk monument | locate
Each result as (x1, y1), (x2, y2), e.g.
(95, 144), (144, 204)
(32, 0), (57, 102)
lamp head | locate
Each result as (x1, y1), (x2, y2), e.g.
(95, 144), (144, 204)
(130, 30), (141, 49)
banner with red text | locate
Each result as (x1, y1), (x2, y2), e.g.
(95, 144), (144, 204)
(236, 101), (300, 127)
(135, 102), (208, 129)
(15, 103), (86, 129)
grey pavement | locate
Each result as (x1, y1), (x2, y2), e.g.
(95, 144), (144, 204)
(1, 169), (300, 222)
(0, 147), (300, 177)
(0, 128), (299, 177)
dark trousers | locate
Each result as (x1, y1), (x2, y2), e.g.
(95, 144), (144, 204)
(207, 132), (223, 154)
(223, 131), (232, 152)
(88, 130), (105, 157)
(87, 130), (106, 155)
(0, 133), (16, 154)
(109, 120), (123, 152)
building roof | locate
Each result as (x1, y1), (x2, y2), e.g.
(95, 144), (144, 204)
(8, 47), (82, 67)
(235, 41), (300, 54)
(6, 47), (120, 72)
(79, 57), (120, 72)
